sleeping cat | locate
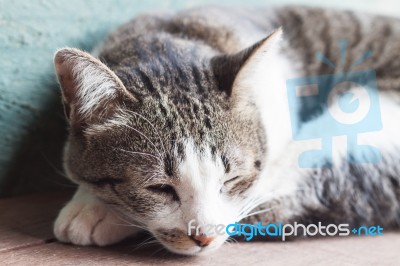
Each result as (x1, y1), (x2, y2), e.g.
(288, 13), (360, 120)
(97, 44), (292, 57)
(53, 6), (400, 255)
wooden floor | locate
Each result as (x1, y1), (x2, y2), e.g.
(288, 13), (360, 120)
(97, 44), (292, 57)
(1, 190), (399, 266)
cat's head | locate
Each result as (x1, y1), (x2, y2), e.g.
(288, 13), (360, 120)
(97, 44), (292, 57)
(54, 29), (282, 255)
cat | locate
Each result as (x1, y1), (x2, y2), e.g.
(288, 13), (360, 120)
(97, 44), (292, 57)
(53, 5), (400, 255)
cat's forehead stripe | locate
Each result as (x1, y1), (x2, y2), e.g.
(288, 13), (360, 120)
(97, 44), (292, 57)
(176, 139), (225, 183)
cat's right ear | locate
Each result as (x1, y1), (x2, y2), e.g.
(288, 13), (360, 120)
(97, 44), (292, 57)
(54, 48), (135, 130)
(210, 28), (282, 102)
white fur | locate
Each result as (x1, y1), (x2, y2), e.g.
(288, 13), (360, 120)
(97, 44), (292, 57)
(54, 187), (138, 246)
(289, 89), (400, 166)
(74, 64), (117, 119)
(176, 139), (234, 227)
(84, 107), (132, 136)
(232, 30), (299, 164)
(141, 139), (240, 254)
(357, 91), (400, 162)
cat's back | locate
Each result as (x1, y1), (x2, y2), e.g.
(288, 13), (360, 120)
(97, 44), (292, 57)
(98, 5), (400, 86)
(96, 6), (276, 59)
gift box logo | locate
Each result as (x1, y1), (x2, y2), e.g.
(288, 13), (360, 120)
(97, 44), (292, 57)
(286, 40), (382, 168)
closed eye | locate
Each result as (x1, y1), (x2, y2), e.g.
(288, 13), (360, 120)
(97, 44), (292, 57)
(221, 176), (241, 194)
(146, 184), (180, 202)
(223, 176), (241, 185)
(223, 174), (257, 196)
(85, 177), (124, 186)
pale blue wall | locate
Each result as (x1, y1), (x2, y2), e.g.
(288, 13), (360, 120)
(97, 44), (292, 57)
(1, 0), (399, 197)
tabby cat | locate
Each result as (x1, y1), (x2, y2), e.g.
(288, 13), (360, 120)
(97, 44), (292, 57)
(53, 6), (400, 255)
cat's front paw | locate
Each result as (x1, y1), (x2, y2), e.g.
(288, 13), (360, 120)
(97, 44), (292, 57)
(54, 188), (137, 246)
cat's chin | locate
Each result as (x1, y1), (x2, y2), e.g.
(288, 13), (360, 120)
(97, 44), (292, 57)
(164, 246), (202, 256)
(159, 241), (219, 256)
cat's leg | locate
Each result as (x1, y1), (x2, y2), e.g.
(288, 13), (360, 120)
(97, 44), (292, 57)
(54, 186), (139, 246)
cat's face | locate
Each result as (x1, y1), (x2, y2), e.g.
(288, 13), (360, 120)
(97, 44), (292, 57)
(55, 30), (281, 255)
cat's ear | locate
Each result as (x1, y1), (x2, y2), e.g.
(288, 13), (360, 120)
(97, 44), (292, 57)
(54, 48), (135, 130)
(213, 28), (294, 161)
(210, 28), (282, 101)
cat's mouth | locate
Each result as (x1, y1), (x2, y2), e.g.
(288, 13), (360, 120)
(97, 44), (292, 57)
(154, 228), (222, 255)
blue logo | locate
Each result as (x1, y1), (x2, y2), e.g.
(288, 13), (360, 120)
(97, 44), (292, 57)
(286, 39), (382, 168)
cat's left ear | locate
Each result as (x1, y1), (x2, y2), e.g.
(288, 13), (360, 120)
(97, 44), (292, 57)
(211, 28), (283, 101)
(54, 48), (135, 130)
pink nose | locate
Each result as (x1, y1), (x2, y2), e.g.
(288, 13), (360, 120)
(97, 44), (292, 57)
(191, 235), (215, 247)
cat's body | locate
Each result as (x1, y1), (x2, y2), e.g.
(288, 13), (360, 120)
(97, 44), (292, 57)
(53, 6), (400, 255)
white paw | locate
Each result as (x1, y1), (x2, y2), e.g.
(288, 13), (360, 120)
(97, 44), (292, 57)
(54, 188), (138, 246)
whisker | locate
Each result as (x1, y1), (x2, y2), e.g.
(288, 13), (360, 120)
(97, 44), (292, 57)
(236, 187), (308, 222)
(122, 124), (163, 158)
(39, 153), (78, 188)
(151, 246), (167, 256)
(109, 221), (149, 231)
(124, 110), (168, 156)
(117, 148), (161, 162)
(132, 236), (158, 251)
(107, 207), (150, 232)
(143, 173), (159, 185)
(238, 206), (276, 221)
